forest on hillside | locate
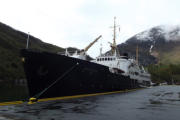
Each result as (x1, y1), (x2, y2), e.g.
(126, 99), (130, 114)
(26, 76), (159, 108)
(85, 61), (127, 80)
(0, 22), (64, 84)
(148, 64), (180, 84)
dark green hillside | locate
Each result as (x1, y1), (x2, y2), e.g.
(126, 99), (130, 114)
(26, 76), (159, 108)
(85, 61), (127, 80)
(148, 64), (180, 84)
(0, 22), (64, 82)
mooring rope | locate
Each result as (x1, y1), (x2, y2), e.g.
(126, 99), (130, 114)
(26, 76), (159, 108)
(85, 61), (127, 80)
(28, 62), (79, 104)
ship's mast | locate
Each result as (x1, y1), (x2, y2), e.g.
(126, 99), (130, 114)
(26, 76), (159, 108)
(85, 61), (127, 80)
(113, 17), (117, 49)
(111, 17), (119, 56)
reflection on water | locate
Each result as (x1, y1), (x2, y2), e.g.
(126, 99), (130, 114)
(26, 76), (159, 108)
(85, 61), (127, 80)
(0, 86), (180, 120)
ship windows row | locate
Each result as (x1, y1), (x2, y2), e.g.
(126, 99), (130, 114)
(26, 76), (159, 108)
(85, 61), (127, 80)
(97, 57), (116, 61)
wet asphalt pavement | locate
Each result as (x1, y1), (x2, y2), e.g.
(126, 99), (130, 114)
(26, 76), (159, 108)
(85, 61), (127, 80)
(0, 85), (180, 120)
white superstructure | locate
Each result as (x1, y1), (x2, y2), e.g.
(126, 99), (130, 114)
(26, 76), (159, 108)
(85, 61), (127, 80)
(91, 17), (151, 85)
(91, 54), (151, 83)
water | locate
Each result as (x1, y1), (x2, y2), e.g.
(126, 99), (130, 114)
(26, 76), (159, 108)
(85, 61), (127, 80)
(0, 85), (180, 120)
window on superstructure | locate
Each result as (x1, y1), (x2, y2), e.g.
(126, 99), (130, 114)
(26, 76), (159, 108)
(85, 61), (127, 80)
(105, 58), (107, 61)
(108, 58), (110, 61)
(102, 58), (104, 61)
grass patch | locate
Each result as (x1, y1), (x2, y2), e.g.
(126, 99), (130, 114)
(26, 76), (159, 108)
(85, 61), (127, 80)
(0, 83), (29, 102)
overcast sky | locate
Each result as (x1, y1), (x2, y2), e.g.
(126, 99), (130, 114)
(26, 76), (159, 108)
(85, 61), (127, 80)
(0, 0), (179, 57)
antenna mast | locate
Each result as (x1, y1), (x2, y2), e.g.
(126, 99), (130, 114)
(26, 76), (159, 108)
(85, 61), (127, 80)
(136, 45), (139, 65)
(26, 32), (30, 49)
(100, 44), (103, 56)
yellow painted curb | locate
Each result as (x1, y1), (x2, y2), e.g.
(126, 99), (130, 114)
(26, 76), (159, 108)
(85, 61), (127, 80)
(0, 88), (143, 106)
(0, 101), (23, 106)
(37, 88), (142, 103)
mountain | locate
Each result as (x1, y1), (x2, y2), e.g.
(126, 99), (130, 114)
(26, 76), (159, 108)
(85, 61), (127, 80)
(117, 25), (180, 65)
(0, 22), (64, 82)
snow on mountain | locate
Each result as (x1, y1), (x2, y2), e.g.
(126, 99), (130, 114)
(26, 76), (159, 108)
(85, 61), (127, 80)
(135, 25), (180, 42)
(117, 25), (180, 65)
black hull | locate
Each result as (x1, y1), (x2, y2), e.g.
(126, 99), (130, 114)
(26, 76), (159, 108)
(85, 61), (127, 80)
(21, 49), (142, 99)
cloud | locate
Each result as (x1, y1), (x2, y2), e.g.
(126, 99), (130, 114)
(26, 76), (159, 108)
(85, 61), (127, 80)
(0, 0), (180, 57)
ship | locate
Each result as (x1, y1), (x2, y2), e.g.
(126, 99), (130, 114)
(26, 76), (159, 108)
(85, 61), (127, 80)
(21, 17), (151, 100)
